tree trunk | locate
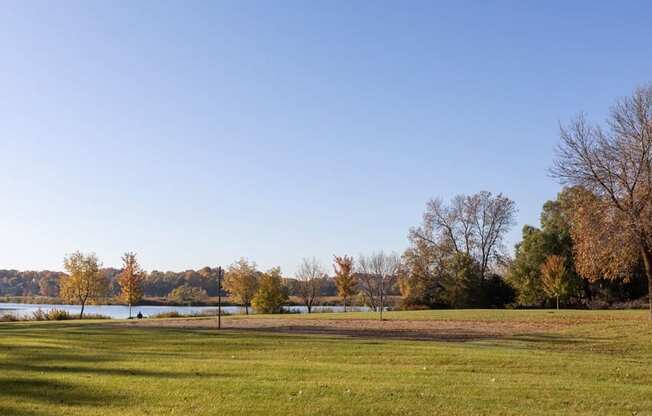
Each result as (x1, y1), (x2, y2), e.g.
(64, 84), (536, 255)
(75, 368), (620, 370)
(79, 302), (85, 319)
(641, 246), (652, 319)
(245, 305), (249, 315)
(556, 296), (559, 310)
(343, 297), (346, 313)
(128, 303), (132, 319)
(307, 304), (311, 314)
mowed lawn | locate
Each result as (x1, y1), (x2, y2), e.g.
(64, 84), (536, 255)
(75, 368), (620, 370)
(1, 310), (651, 415)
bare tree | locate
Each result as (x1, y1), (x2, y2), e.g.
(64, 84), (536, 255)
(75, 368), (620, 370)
(357, 251), (400, 320)
(410, 192), (516, 279)
(295, 257), (324, 313)
(551, 85), (652, 317)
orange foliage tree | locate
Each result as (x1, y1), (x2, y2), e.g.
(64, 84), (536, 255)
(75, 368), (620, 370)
(552, 85), (652, 317)
(333, 255), (357, 311)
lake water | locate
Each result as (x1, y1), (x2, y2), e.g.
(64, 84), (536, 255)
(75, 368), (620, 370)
(0, 302), (368, 319)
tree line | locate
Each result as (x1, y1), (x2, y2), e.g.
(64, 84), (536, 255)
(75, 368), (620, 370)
(3, 85), (652, 317)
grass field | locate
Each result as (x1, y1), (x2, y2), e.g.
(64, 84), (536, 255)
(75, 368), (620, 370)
(1, 310), (651, 415)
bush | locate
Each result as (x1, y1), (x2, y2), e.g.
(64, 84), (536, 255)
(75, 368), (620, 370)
(399, 304), (431, 311)
(610, 296), (649, 310)
(196, 309), (231, 317)
(151, 311), (182, 319)
(32, 309), (48, 321)
(47, 309), (72, 320)
(0, 313), (20, 322)
(587, 299), (610, 310)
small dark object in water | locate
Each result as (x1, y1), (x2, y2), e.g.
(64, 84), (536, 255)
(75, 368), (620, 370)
(137, 312), (143, 319)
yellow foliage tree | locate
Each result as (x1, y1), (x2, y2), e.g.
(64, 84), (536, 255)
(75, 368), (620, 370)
(117, 252), (145, 318)
(60, 251), (108, 318)
(540, 255), (569, 310)
(224, 258), (259, 314)
(252, 267), (288, 314)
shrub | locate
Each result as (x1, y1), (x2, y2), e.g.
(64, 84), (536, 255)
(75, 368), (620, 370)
(151, 311), (182, 319)
(196, 309), (231, 317)
(610, 297), (649, 310)
(587, 299), (610, 310)
(32, 309), (48, 321)
(47, 309), (72, 320)
(0, 313), (20, 322)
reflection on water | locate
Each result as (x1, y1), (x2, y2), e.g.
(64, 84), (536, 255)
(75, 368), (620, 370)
(0, 302), (368, 319)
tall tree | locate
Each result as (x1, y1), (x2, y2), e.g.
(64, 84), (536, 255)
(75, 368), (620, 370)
(252, 267), (288, 314)
(411, 191), (516, 279)
(399, 234), (448, 308)
(508, 190), (580, 306)
(60, 252), (108, 319)
(295, 257), (324, 313)
(551, 85), (652, 317)
(224, 258), (259, 315)
(357, 252), (400, 320)
(117, 252), (145, 318)
(333, 255), (357, 311)
(540, 255), (569, 310)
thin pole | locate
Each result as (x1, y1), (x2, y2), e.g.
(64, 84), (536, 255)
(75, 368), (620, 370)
(217, 266), (223, 329)
(380, 274), (384, 321)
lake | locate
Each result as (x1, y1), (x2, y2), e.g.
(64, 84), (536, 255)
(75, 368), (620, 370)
(0, 302), (368, 319)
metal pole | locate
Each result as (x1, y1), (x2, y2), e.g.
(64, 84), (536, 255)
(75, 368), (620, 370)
(217, 266), (223, 329)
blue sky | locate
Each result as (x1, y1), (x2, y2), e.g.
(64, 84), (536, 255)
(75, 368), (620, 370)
(1, 1), (651, 274)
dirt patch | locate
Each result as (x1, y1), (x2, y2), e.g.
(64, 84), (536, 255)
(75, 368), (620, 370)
(116, 316), (572, 341)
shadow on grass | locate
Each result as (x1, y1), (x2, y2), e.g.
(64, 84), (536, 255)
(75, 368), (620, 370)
(0, 377), (124, 415)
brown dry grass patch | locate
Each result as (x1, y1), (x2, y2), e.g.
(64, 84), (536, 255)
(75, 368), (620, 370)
(117, 315), (574, 341)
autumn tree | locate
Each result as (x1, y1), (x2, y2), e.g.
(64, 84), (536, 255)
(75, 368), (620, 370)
(333, 255), (357, 311)
(399, 231), (449, 308)
(402, 191), (515, 308)
(224, 258), (259, 314)
(540, 255), (569, 310)
(551, 85), (652, 317)
(168, 284), (207, 305)
(508, 190), (580, 305)
(441, 252), (484, 308)
(60, 251), (108, 318)
(357, 252), (400, 320)
(295, 257), (324, 313)
(252, 267), (288, 314)
(38, 272), (61, 297)
(117, 252), (145, 318)
(410, 191), (516, 280)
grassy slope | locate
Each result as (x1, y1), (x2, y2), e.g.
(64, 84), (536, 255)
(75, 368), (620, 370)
(1, 310), (651, 416)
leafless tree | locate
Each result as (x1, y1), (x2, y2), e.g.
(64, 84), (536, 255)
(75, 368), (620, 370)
(356, 251), (400, 320)
(551, 84), (652, 317)
(410, 191), (516, 278)
(295, 257), (325, 313)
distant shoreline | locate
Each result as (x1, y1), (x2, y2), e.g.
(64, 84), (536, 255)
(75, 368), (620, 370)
(0, 296), (240, 307)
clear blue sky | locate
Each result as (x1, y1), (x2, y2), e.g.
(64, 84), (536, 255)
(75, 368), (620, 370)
(1, 1), (651, 274)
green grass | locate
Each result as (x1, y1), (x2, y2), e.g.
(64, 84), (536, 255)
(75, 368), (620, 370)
(1, 310), (651, 415)
(236, 308), (648, 321)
